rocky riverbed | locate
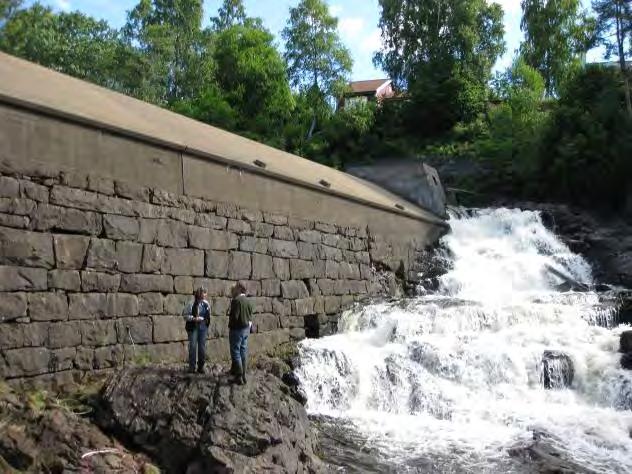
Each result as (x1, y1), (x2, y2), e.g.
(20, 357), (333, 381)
(0, 356), (324, 473)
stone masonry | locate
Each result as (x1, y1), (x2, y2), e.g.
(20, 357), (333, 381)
(0, 168), (429, 384)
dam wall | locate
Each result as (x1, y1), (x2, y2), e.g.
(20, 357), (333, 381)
(0, 53), (447, 387)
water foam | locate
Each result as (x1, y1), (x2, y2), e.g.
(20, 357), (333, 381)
(297, 208), (632, 473)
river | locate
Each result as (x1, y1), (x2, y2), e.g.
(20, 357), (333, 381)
(296, 208), (632, 473)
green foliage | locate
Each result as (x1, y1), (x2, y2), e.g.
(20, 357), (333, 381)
(534, 65), (632, 207)
(520, 0), (597, 97)
(375, 0), (505, 135)
(211, 0), (246, 31)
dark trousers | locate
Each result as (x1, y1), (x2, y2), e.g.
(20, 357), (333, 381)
(187, 324), (208, 370)
(229, 327), (249, 375)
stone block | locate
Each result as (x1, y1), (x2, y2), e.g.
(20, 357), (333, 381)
(193, 278), (232, 297)
(152, 189), (181, 207)
(315, 222), (337, 233)
(341, 295), (355, 309)
(242, 280), (261, 297)
(103, 215), (140, 241)
(50, 186), (97, 210)
(281, 280), (309, 300)
(213, 297), (231, 316)
(28, 292), (68, 321)
(216, 202), (239, 218)
(334, 280), (351, 295)
(116, 241), (143, 273)
(114, 180), (151, 202)
(116, 317), (153, 344)
(139, 293), (164, 315)
(239, 208), (263, 223)
(69, 293), (108, 320)
(349, 280), (368, 294)
(350, 238), (367, 251)
(288, 217), (313, 230)
(272, 258), (290, 281)
(93, 345), (124, 369)
(88, 175), (115, 195)
(290, 259), (315, 280)
(261, 279), (281, 297)
(164, 294), (190, 315)
(60, 170), (88, 188)
(263, 212), (287, 225)
(2, 347), (50, 377)
(138, 219), (158, 244)
(34, 204), (102, 235)
(293, 298), (315, 317)
(153, 316), (187, 343)
(339, 262), (361, 280)
(253, 313), (280, 333)
(325, 261), (340, 279)
(18, 181), (48, 202)
(252, 297), (272, 314)
(0, 176), (19, 197)
(290, 328), (306, 341)
(0, 197), (36, 215)
(319, 245), (343, 262)
(189, 226), (238, 251)
(205, 250), (229, 278)
(272, 298), (292, 317)
(317, 279), (335, 296)
(194, 214), (227, 230)
(23, 322), (49, 347)
(0, 292), (28, 322)
(324, 234), (350, 250)
(86, 238), (117, 271)
(251, 253), (274, 280)
(279, 315), (305, 329)
(273, 226), (294, 240)
(47, 321), (82, 348)
(253, 222), (274, 238)
(81, 271), (121, 292)
(48, 270), (81, 291)
(228, 251), (251, 280)
(313, 296), (325, 314)
(239, 236), (269, 254)
(324, 296), (341, 314)
(168, 208), (196, 225)
(161, 248), (204, 276)
(81, 320), (118, 346)
(156, 219), (188, 248)
(0, 213), (29, 229)
(174, 276), (194, 295)
(227, 218), (252, 235)
(120, 274), (173, 293)
(297, 229), (322, 244)
(297, 242), (316, 260)
(248, 329), (290, 356)
(0, 323), (26, 349)
(0, 266), (47, 292)
(74, 346), (94, 370)
(313, 260), (326, 278)
(141, 245), (164, 273)
(0, 226), (54, 268)
(207, 316), (229, 338)
(269, 239), (299, 259)
(53, 235), (90, 270)
(305, 279), (321, 296)
(106, 293), (139, 317)
(360, 264), (373, 280)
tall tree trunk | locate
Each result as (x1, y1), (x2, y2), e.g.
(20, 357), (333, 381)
(616, 2), (632, 117)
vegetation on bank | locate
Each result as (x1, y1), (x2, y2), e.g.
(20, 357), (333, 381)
(0, 0), (630, 210)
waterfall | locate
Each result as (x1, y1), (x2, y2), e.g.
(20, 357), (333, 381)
(296, 208), (632, 473)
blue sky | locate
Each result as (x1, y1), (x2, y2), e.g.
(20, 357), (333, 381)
(37, 0), (603, 80)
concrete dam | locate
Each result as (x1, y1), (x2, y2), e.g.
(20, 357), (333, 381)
(0, 52), (447, 387)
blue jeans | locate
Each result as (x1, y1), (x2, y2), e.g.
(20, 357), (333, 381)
(229, 327), (249, 375)
(187, 323), (208, 370)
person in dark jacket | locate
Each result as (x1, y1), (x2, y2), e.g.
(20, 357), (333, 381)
(228, 282), (253, 384)
(182, 287), (211, 374)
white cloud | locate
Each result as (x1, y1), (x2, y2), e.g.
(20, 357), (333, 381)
(330, 4), (343, 17)
(338, 17), (365, 39)
(55, 0), (72, 11)
(359, 28), (381, 55)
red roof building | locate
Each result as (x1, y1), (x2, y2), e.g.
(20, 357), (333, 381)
(339, 78), (395, 109)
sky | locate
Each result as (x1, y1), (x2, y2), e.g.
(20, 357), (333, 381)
(33, 0), (604, 81)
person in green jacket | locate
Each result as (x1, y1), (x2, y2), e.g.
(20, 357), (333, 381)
(228, 282), (254, 385)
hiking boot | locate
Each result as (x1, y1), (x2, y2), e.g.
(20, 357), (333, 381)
(197, 366), (205, 374)
(187, 367), (196, 374)
(241, 374), (247, 385)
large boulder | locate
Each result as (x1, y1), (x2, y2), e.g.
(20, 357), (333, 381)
(97, 366), (323, 473)
(541, 350), (574, 389)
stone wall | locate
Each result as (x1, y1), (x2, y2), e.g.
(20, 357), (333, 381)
(0, 168), (428, 385)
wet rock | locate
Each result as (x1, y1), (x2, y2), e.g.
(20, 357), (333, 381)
(620, 331), (632, 353)
(541, 350), (574, 389)
(97, 366), (323, 473)
(621, 353), (632, 370)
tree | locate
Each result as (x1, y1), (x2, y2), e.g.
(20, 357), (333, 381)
(0, 3), (141, 95)
(282, 0), (352, 138)
(593, 0), (632, 116)
(374, 0), (505, 134)
(520, 0), (596, 97)
(123, 0), (207, 104)
(211, 0), (246, 30)
(0, 0), (22, 27)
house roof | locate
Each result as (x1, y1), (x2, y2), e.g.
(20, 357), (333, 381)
(348, 79), (391, 94)
(0, 52), (446, 227)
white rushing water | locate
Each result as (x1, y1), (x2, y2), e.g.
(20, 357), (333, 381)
(297, 208), (632, 473)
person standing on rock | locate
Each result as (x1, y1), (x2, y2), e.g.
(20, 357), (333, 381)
(228, 282), (254, 385)
(182, 287), (211, 374)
